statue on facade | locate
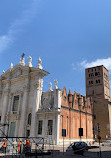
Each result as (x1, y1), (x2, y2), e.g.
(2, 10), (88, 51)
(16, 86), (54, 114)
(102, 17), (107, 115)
(19, 58), (25, 66)
(10, 63), (13, 70)
(37, 57), (43, 69)
(54, 80), (58, 89)
(27, 56), (32, 67)
(3, 70), (5, 73)
(19, 53), (25, 66)
(49, 82), (52, 91)
(21, 53), (25, 59)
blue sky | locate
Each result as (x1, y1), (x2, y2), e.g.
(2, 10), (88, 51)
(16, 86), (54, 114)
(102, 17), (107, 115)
(0, 0), (111, 95)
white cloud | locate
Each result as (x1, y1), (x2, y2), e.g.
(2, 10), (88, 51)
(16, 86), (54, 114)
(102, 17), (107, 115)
(0, 35), (12, 52)
(72, 63), (76, 70)
(0, 0), (40, 53)
(80, 57), (111, 73)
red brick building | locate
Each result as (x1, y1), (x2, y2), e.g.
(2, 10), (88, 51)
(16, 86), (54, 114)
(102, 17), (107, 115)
(59, 87), (93, 143)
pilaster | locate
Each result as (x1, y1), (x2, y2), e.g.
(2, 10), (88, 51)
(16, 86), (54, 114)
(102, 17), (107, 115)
(4, 94), (13, 136)
(30, 80), (42, 137)
(0, 89), (9, 136)
(56, 114), (60, 145)
(18, 85), (29, 137)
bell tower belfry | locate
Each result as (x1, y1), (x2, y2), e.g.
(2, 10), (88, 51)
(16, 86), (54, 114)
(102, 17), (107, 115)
(85, 65), (110, 100)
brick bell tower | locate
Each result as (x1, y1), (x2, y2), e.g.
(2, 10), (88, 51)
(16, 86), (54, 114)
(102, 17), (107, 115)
(85, 65), (110, 100)
(85, 65), (111, 140)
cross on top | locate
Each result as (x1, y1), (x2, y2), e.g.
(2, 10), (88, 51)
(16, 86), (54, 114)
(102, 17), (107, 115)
(21, 53), (25, 59)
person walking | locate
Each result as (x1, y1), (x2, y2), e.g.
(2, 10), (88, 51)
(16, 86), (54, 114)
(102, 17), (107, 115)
(18, 139), (22, 154)
(25, 139), (31, 157)
(26, 139), (30, 147)
(3, 139), (7, 154)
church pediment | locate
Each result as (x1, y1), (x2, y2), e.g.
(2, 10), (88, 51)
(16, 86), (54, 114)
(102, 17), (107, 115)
(1, 65), (29, 80)
(0, 65), (49, 81)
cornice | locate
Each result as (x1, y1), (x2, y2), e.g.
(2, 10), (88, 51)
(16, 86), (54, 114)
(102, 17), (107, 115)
(61, 105), (93, 116)
(37, 111), (60, 115)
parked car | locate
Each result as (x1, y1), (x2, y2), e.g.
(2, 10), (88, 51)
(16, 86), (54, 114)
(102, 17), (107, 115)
(66, 142), (75, 151)
(102, 140), (111, 146)
(73, 142), (88, 150)
(66, 141), (88, 152)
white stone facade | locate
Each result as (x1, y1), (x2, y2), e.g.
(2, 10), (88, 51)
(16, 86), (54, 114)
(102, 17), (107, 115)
(0, 58), (62, 144)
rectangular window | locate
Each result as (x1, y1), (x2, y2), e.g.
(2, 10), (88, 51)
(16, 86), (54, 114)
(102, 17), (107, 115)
(48, 120), (53, 135)
(38, 120), (43, 135)
(12, 95), (19, 112)
(9, 122), (16, 137)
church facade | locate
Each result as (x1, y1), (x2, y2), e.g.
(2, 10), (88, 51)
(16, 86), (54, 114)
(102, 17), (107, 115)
(0, 57), (93, 144)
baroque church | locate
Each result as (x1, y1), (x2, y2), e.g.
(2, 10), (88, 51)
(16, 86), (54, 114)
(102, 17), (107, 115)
(0, 56), (93, 144)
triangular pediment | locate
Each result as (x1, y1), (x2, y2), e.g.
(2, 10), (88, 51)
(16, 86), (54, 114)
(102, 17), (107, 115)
(1, 65), (28, 80)
(0, 65), (49, 80)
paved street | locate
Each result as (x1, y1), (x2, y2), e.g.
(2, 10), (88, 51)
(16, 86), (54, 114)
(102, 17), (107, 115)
(0, 144), (111, 158)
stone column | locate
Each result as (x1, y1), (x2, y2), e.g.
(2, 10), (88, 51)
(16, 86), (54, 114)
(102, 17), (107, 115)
(1, 90), (9, 136)
(18, 85), (29, 137)
(30, 81), (42, 137)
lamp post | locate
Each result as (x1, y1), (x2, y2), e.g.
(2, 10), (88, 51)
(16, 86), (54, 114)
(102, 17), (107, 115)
(85, 97), (87, 139)
(78, 94), (82, 141)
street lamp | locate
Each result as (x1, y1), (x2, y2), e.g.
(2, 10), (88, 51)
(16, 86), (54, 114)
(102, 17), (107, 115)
(84, 97), (87, 139)
(78, 94), (83, 141)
